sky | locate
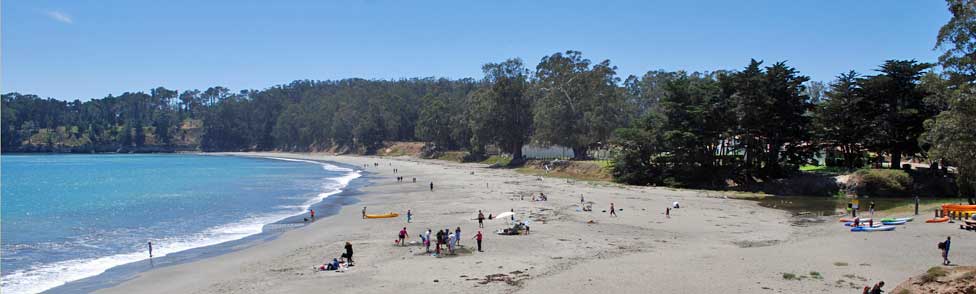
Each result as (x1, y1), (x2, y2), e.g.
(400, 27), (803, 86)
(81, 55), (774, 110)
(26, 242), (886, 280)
(2, 0), (952, 101)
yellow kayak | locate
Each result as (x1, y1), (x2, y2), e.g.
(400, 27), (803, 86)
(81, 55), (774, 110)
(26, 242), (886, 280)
(365, 212), (400, 219)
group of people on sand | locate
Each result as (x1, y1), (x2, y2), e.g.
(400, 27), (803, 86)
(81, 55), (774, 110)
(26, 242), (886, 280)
(316, 242), (354, 272)
(416, 226), (483, 255)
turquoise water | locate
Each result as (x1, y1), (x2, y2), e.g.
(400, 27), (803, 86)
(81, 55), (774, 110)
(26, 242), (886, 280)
(0, 154), (360, 294)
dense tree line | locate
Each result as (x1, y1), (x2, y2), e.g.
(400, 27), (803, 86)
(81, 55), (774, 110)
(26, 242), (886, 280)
(2, 0), (974, 196)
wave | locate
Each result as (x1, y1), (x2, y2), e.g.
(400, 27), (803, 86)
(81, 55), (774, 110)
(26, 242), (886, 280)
(0, 156), (362, 294)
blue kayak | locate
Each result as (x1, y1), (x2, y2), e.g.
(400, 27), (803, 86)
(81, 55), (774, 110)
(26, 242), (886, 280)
(851, 225), (895, 232)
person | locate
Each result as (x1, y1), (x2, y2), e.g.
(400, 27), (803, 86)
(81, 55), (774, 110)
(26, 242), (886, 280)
(511, 209), (515, 221)
(610, 203), (617, 217)
(853, 217), (860, 227)
(455, 227), (462, 247)
(869, 281), (884, 294)
(447, 231), (457, 254)
(435, 230), (444, 253)
(870, 201), (876, 218)
(868, 218), (873, 227)
(148, 241), (153, 258)
(362, 206), (367, 219)
(942, 236), (951, 265)
(398, 227), (409, 246)
(430, 182), (434, 191)
(488, 213), (493, 220)
(343, 242), (354, 264)
(666, 207), (670, 218)
(580, 194), (584, 204)
(474, 230), (483, 252)
(672, 201), (680, 209)
(407, 209), (412, 223)
(412, 177), (416, 183)
(478, 210), (485, 228)
(424, 229), (432, 253)
(310, 209), (315, 220)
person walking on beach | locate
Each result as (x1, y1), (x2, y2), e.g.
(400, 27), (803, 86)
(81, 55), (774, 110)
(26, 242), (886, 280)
(399, 227), (409, 246)
(344, 242), (354, 264)
(940, 236), (951, 265)
(610, 203), (617, 217)
(455, 227), (462, 247)
(448, 231), (457, 254)
(666, 207), (670, 218)
(407, 209), (412, 223)
(362, 206), (367, 219)
(474, 230), (483, 252)
(478, 210), (485, 228)
(430, 182), (434, 191)
(581, 194), (584, 204)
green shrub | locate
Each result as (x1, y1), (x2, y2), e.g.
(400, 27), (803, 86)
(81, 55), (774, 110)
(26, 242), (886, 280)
(850, 169), (912, 197)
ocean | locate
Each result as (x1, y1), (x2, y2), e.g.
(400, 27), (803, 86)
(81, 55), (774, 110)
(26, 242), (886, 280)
(0, 154), (360, 294)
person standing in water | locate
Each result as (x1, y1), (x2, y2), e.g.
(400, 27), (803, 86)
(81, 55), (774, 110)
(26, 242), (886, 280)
(610, 203), (617, 217)
(148, 241), (153, 258)
(407, 209), (412, 223)
(310, 209), (315, 220)
(474, 230), (483, 252)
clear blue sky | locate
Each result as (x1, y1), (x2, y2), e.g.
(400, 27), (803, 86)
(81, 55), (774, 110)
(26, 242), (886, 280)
(2, 0), (951, 101)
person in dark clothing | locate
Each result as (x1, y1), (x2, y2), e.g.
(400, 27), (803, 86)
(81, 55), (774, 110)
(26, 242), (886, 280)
(942, 236), (951, 265)
(343, 242), (354, 264)
(477, 210), (485, 228)
(610, 203), (617, 217)
(869, 281), (884, 294)
(430, 182), (434, 191)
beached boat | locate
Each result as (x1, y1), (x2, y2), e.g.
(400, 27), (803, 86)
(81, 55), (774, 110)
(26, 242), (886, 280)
(881, 219), (907, 225)
(838, 217), (871, 223)
(880, 217), (913, 222)
(844, 222), (883, 227)
(851, 225), (895, 232)
(925, 216), (950, 223)
(364, 212), (400, 219)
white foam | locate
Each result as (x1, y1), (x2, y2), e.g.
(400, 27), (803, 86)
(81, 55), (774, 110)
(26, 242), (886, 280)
(0, 156), (362, 294)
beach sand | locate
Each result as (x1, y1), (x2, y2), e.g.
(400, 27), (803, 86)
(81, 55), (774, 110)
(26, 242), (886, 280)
(95, 152), (975, 294)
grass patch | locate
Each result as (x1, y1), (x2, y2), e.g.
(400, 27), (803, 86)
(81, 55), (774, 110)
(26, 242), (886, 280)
(782, 272), (800, 280)
(480, 155), (512, 166)
(921, 266), (948, 283)
(799, 164), (851, 175)
(809, 271), (823, 279)
(435, 151), (466, 162)
(833, 262), (848, 266)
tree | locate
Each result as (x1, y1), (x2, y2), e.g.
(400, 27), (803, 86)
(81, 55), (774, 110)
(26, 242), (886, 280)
(936, 0), (976, 85)
(861, 60), (934, 169)
(813, 71), (872, 169)
(469, 58), (533, 160)
(730, 60), (814, 179)
(532, 51), (630, 159)
(415, 94), (454, 149)
(923, 91), (976, 197)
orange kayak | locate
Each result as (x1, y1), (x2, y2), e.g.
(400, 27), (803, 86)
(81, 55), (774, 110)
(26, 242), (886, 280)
(365, 212), (400, 219)
(926, 216), (950, 223)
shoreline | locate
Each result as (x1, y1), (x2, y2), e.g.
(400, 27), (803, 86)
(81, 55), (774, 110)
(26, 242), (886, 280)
(67, 152), (975, 293)
(40, 154), (367, 294)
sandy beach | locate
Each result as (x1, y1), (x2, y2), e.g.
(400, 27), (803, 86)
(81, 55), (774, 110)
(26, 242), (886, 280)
(94, 152), (974, 294)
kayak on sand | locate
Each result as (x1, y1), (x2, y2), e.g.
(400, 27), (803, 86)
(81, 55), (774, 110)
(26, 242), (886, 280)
(881, 219), (907, 225)
(880, 217), (913, 223)
(851, 225), (895, 232)
(365, 212), (400, 219)
(926, 216), (950, 223)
